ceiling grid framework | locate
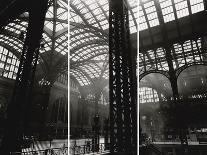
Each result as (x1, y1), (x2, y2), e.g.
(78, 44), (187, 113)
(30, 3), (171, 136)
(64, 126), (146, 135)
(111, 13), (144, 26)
(0, 0), (68, 82)
(70, 0), (138, 86)
(139, 0), (206, 77)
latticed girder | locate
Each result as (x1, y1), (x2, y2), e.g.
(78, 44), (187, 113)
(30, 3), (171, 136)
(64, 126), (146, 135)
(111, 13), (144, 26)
(109, 0), (137, 153)
(0, 0), (49, 154)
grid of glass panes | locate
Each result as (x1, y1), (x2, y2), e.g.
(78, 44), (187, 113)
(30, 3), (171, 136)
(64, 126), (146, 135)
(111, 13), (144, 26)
(174, 0), (189, 18)
(173, 43), (187, 67)
(70, 0), (138, 85)
(139, 5), (148, 31)
(172, 39), (202, 68)
(139, 87), (159, 103)
(71, 43), (108, 62)
(156, 48), (169, 71)
(40, 33), (52, 53)
(143, 0), (159, 27)
(44, 0), (68, 55)
(71, 69), (91, 86)
(71, 0), (137, 32)
(190, 0), (204, 14)
(159, 0), (175, 23)
(103, 69), (109, 79)
(139, 53), (145, 74)
(139, 0), (205, 31)
(143, 50), (158, 71)
(0, 46), (19, 79)
(79, 63), (101, 78)
(0, 35), (23, 53)
(55, 34), (68, 55)
(143, 52), (154, 71)
(129, 6), (138, 33)
(45, 0), (67, 32)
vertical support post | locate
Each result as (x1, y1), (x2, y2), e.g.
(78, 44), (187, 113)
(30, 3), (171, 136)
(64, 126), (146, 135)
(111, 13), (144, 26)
(165, 46), (179, 102)
(104, 118), (109, 150)
(109, 0), (137, 153)
(92, 114), (100, 152)
(1, 0), (49, 154)
(92, 89), (101, 152)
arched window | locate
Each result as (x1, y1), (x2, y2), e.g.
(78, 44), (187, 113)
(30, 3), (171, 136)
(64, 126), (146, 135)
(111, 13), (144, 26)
(0, 46), (19, 79)
(139, 87), (165, 103)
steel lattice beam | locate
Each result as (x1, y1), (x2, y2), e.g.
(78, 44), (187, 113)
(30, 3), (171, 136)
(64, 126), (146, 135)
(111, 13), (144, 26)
(0, 0), (49, 154)
(109, 0), (137, 153)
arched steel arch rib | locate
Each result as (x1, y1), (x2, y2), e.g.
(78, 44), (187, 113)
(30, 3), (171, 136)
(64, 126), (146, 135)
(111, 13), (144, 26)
(175, 62), (207, 78)
(1, 29), (24, 42)
(18, 12), (67, 41)
(71, 51), (108, 67)
(70, 35), (107, 49)
(71, 47), (108, 59)
(71, 49), (108, 62)
(0, 41), (21, 59)
(78, 63), (101, 80)
(0, 36), (23, 53)
(71, 67), (94, 85)
(80, 0), (102, 30)
(96, 1), (109, 22)
(70, 3), (91, 26)
(70, 39), (108, 54)
(0, 29), (52, 65)
(70, 28), (107, 44)
(55, 38), (68, 50)
(5, 21), (52, 49)
(139, 70), (170, 81)
(70, 21), (108, 39)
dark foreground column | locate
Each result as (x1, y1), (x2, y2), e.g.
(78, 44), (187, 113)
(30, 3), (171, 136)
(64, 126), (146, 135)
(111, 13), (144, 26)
(0, 0), (49, 154)
(109, 0), (137, 154)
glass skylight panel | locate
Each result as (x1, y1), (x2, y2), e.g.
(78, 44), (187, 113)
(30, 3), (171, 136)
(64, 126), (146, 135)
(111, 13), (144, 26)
(71, 69), (91, 86)
(139, 6), (148, 31)
(190, 0), (204, 13)
(128, 0), (138, 8)
(139, 87), (160, 104)
(159, 0), (175, 22)
(174, 0), (189, 18)
(85, 0), (96, 5)
(0, 46), (19, 80)
(144, 0), (159, 27)
(98, 0), (108, 6)
(70, 0), (137, 84)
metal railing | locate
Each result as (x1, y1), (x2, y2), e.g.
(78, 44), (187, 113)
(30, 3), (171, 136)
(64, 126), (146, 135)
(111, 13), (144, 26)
(69, 143), (110, 155)
(11, 147), (68, 155)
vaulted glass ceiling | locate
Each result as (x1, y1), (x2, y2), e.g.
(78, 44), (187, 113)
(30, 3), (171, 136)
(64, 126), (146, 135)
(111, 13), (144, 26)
(70, 0), (138, 86)
(139, 0), (206, 77)
(139, 0), (205, 31)
(0, 0), (68, 63)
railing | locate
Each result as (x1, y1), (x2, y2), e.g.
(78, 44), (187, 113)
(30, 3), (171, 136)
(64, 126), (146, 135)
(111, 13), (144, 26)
(69, 143), (110, 155)
(11, 147), (68, 155)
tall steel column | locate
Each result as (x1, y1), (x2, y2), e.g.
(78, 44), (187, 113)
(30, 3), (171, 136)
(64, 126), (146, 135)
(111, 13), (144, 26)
(109, 0), (137, 153)
(1, 0), (49, 154)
